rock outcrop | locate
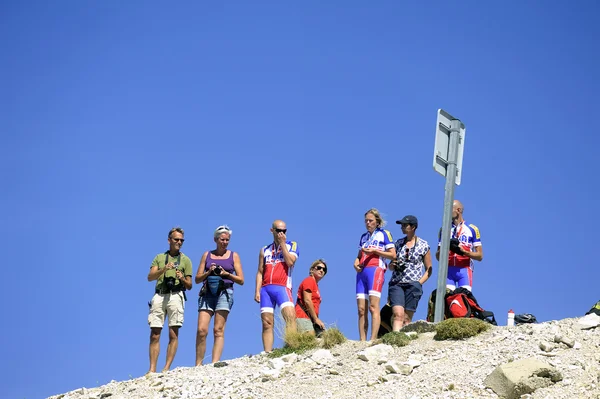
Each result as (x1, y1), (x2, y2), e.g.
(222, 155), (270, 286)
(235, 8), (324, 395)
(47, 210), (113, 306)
(49, 316), (600, 399)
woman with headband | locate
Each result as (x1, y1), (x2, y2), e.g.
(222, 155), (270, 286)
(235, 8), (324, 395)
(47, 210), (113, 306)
(194, 225), (244, 365)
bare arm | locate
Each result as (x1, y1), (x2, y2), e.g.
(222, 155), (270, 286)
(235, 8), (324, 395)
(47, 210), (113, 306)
(464, 245), (483, 262)
(302, 290), (325, 329)
(419, 250), (433, 285)
(148, 263), (172, 281)
(224, 252), (244, 285)
(195, 252), (209, 284)
(280, 239), (297, 267)
(255, 248), (264, 302)
(354, 250), (363, 272)
(362, 246), (396, 260)
(179, 274), (192, 290)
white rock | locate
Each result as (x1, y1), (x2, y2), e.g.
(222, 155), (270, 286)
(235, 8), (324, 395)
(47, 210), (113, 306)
(539, 342), (555, 352)
(260, 369), (280, 379)
(357, 344), (393, 362)
(574, 341), (582, 349)
(267, 358), (286, 370)
(384, 360), (403, 374)
(280, 353), (298, 363)
(310, 349), (334, 364)
(576, 314), (600, 330)
(405, 359), (421, 368)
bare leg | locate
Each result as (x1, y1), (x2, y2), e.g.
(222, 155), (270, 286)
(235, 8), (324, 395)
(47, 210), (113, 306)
(368, 295), (381, 341)
(148, 327), (162, 373)
(162, 326), (179, 372)
(281, 306), (297, 337)
(392, 305), (406, 332)
(212, 310), (229, 363)
(195, 310), (213, 366)
(357, 298), (368, 341)
(404, 310), (415, 327)
(261, 312), (274, 352)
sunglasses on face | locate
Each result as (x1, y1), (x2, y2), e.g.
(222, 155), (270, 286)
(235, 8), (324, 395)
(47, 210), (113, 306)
(275, 228), (287, 234)
(171, 238), (185, 243)
(314, 265), (326, 272)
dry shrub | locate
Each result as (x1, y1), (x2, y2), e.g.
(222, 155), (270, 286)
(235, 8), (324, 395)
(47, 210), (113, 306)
(268, 330), (318, 358)
(320, 327), (347, 349)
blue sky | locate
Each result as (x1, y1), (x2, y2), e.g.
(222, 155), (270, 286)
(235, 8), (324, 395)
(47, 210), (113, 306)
(2, 1), (599, 398)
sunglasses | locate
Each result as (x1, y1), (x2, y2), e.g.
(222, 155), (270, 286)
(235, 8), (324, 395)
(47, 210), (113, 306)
(275, 228), (287, 234)
(314, 266), (326, 272)
(171, 238), (185, 243)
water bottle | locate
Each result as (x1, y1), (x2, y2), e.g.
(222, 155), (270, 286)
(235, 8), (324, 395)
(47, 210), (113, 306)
(507, 309), (515, 326)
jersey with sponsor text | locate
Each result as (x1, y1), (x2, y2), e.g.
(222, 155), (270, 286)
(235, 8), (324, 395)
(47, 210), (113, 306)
(359, 228), (394, 269)
(438, 221), (481, 268)
(262, 240), (299, 288)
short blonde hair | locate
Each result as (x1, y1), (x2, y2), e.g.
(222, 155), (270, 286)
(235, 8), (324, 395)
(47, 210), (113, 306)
(168, 227), (184, 238)
(365, 208), (386, 228)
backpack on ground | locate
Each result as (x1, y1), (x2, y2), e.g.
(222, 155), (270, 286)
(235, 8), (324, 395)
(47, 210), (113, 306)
(445, 287), (497, 325)
(426, 288), (451, 322)
(515, 313), (537, 324)
(586, 300), (600, 316)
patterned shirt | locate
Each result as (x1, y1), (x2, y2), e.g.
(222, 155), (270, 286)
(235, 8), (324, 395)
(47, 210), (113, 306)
(389, 236), (430, 285)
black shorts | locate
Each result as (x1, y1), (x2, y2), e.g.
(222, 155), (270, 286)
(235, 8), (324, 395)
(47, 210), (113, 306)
(388, 281), (423, 312)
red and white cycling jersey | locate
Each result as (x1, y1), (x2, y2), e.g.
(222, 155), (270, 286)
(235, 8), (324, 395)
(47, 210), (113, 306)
(438, 221), (481, 268)
(359, 228), (394, 269)
(262, 240), (299, 289)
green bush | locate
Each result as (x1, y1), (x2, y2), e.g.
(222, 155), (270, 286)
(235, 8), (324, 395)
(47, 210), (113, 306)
(320, 327), (347, 349)
(434, 318), (491, 340)
(268, 331), (318, 358)
(381, 331), (411, 347)
(400, 320), (436, 334)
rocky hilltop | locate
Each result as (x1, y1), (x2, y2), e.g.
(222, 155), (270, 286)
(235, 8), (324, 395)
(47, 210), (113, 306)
(49, 315), (600, 399)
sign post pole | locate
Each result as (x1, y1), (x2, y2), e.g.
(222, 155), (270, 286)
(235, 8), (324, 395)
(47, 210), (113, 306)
(434, 119), (462, 322)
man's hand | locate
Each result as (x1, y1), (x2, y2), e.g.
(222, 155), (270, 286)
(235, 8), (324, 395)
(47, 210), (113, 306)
(175, 270), (183, 280)
(449, 238), (465, 255)
(354, 263), (364, 273)
(362, 247), (376, 255)
(314, 318), (325, 330)
(165, 262), (175, 270)
(254, 292), (260, 303)
(276, 232), (287, 245)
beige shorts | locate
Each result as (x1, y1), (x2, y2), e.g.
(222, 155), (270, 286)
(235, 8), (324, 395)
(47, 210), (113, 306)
(148, 292), (185, 328)
(297, 317), (314, 333)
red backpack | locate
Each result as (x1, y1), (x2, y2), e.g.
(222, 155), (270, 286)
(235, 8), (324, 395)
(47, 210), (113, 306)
(445, 288), (497, 325)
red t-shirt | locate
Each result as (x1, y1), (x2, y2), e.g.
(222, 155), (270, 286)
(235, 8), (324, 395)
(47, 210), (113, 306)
(295, 276), (321, 319)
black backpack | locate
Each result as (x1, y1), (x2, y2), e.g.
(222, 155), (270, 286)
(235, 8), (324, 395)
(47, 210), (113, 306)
(586, 300), (600, 316)
(515, 313), (537, 324)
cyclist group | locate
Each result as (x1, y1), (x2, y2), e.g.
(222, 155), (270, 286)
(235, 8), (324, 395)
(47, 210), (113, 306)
(145, 200), (483, 374)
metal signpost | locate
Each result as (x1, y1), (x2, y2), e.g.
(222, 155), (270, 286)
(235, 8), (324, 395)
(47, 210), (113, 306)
(432, 109), (466, 323)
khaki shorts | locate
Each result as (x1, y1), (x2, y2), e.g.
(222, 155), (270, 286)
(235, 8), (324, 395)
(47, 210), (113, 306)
(148, 292), (185, 328)
(297, 317), (314, 333)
